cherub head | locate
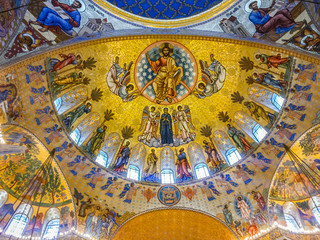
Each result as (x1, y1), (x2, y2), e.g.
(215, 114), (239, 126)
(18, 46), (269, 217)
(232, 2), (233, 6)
(126, 84), (134, 91)
(71, 0), (82, 9)
(198, 82), (206, 90)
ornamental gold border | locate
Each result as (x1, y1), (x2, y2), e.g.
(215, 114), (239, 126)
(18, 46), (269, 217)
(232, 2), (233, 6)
(92, 0), (238, 28)
(1, 35), (319, 74)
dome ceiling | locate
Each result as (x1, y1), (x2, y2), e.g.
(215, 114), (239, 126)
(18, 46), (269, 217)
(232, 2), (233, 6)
(0, 3), (320, 237)
(91, 0), (238, 26)
(39, 35), (295, 184)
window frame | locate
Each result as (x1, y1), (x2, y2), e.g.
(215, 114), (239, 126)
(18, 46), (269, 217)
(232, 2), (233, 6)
(42, 218), (60, 240)
(5, 213), (29, 237)
(96, 150), (109, 167)
(161, 169), (175, 184)
(127, 165), (140, 181)
(272, 93), (284, 111)
(53, 98), (62, 112)
(252, 124), (267, 142)
(225, 148), (241, 165)
(194, 163), (210, 179)
(284, 213), (300, 231)
(70, 128), (81, 145)
(312, 207), (320, 225)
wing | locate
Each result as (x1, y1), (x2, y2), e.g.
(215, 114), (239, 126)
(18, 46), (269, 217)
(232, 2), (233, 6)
(199, 60), (211, 84)
(138, 106), (149, 132)
(153, 111), (161, 138)
(121, 61), (133, 86)
(184, 105), (195, 130)
(172, 109), (178, 136)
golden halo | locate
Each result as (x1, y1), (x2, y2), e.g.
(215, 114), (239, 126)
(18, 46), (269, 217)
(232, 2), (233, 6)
(159, 42), (174, 57)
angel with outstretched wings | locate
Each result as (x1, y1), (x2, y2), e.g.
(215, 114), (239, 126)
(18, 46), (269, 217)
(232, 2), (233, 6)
(193, 55), (226, 99)
(172, 105), (194, 141)
(106, 57), (140, 102)
(138, 106), (160, 142)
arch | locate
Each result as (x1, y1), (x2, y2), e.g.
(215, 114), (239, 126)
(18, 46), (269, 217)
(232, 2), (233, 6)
(0, 189), (8, 209)
(129, 143), (147, 170)
(283, 202), (303, 231)
(112, 208), (238, 240)
(248, 85), (281, 112)
(187, 142), (206, 165)
(75, 112), (100, 146)
(101, 132), (122, 168)
(55, 85), (88, 115)
(5, 203), (33, 237)
(161, 169), (174, 184)
(42, 207), (60, 239)
(234, 111), (265, 142)
(225, 148), (241, 166)
(160, 147), (175, 173)
(212, 130), (235, 159)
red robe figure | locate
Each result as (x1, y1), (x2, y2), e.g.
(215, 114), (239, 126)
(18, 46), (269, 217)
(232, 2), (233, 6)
(176, 148), (193, 181)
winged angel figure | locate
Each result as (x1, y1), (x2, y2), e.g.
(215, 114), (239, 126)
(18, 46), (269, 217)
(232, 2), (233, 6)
(172, 105), (195, 141)
(193, 54), (226, 99)
(106, 56), (140, 102)
(138, 106), (160, 143)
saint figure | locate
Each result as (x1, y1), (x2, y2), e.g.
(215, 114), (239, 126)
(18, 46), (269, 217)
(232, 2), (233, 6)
(175, 148), (193, 181)
(223, 204), (233, 226)
(237, 196), (251, 220)
(256, 53), (291, 70)
(160, 108), (173, 145)
(146, 42), (183, 103)
(63, 102), (92, 130)
(86, 126), (107, 155)
(173, 105), (193, 141)
(138, 106), (160, 142)
(244, 101), (275, 124)
(113, 141), (131, 173)
(253, 72), (286, 90)
(227, 124), (252, 152)
(252, 191), (266, 211)
(248, 0), (303, 35)
(203, 140), (223, 169)
(143, 149), (158, 182)
(30, 0), (81, 35)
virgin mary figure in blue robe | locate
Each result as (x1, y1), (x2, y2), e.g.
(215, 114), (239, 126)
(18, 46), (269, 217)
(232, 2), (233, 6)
(160, 108), (173, 144)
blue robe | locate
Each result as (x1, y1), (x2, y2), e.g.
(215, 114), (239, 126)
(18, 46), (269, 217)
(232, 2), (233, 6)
(113, 147), (130, 170)
(37, 7), (80, 35)
(160, 113), (173, 144)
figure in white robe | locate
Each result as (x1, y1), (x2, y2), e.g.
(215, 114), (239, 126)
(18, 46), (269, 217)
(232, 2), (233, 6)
(237, 196), (251, 220)
(138, 106), (160, 142)
(173, 105), (194, 141)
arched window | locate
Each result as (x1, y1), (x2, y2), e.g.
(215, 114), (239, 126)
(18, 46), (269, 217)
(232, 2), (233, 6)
(70, 128), (81, 145)
(96, 151), (109, 167)
(161, 169), (174, 184)
(53, 98), (62, 112)
(312, 207), (320, 225)
(42, 207), (60, 240)
(43, 219), (60, 239)
(252, 124), (267, 142)
(194, 163), (209, 179)
(284, 213), (300, 231)
(5, 204), (32, 237)
(272, 93), (284, 111)
(225, 148), (241, 165)
(127, 165), (140, 181)
(0, 189), (8, 208)
(5, 214), (29, 237)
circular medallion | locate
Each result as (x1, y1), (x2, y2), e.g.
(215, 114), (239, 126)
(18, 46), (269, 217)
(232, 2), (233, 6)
(157, 185), (181, 206)
(134, 41), (198, 105)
